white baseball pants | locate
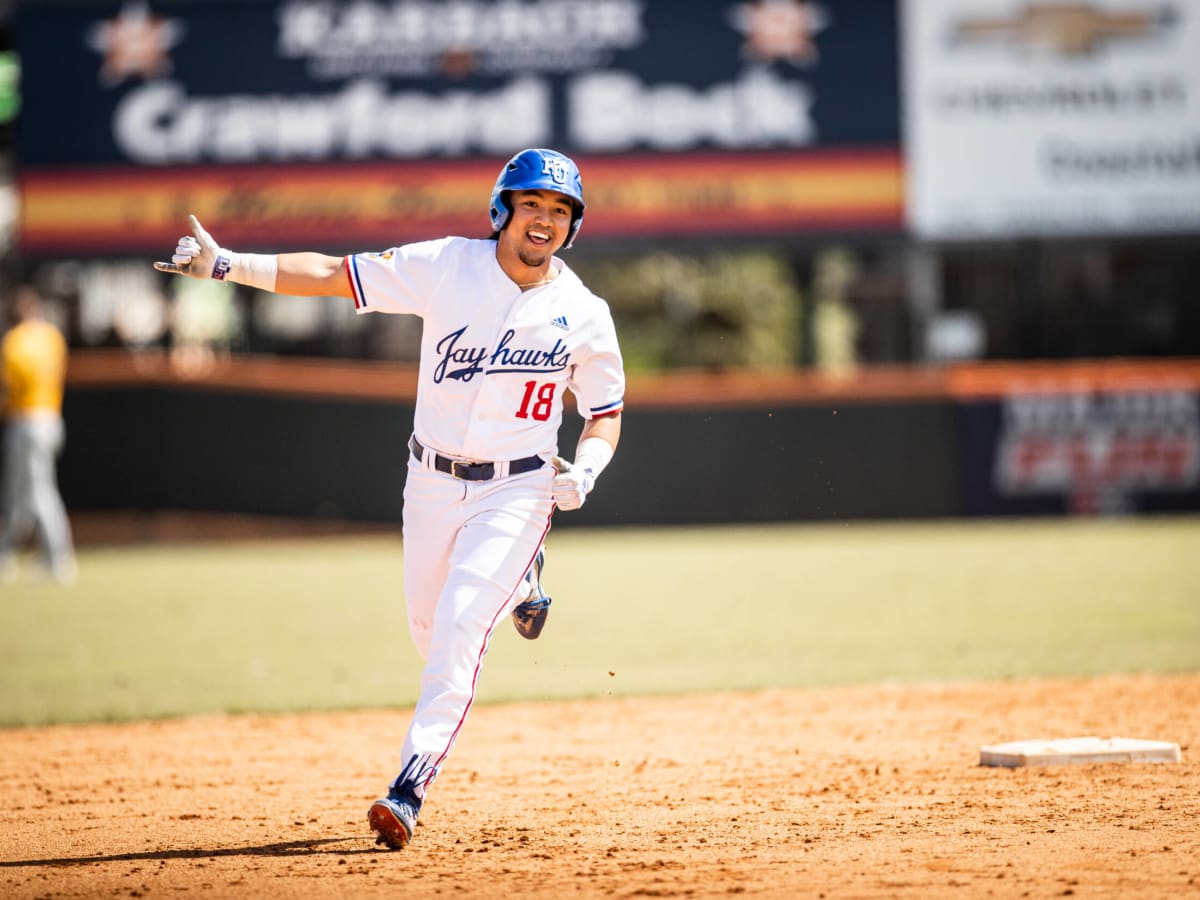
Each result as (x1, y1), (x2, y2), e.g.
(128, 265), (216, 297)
(394, 450), (555, 799)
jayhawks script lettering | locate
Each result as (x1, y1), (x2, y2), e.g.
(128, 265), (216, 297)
(433, 327), (571, 383)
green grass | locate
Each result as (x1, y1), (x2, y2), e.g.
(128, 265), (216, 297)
(1, 518), (1198, 726)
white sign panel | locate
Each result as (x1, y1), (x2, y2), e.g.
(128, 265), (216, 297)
(902, 1), (1200, 238)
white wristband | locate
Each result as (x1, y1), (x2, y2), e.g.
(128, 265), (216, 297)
(228, 252), (278, 292)
(573, 436), (614, 479)
(211, 250), (278, 292)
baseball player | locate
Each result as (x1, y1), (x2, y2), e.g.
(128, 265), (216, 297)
(0, 286), (77, 584)
(154, 148), (624, 850)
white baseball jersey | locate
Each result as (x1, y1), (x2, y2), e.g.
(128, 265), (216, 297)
(345, 236), (624, 462)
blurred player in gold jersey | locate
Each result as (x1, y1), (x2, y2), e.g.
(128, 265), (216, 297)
(0, 285), (76, 584)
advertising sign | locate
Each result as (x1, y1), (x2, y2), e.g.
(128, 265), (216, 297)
(903, 0), (1200, 239)
(954, 363), (1200, 515)
(18, 0), (902, 253)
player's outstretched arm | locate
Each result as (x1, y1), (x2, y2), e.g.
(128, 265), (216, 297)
(276, 253), (353, 298)
(153, 215), (352, 298)
(552, 412), (620, 511)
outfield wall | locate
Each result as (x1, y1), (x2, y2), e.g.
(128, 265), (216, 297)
(57, 353), (1200, 526)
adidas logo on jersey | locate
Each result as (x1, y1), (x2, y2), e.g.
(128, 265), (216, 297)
(551, 315), (569, 331)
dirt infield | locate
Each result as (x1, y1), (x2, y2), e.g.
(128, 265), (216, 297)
(2, 673), (1197, 899)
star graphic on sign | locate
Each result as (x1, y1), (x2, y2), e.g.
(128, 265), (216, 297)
(87, 1), (185, 86)
(728, 0), (830, 66)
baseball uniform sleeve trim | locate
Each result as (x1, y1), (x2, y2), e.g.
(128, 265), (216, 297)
(345, 255), (367, 309)
(590, 398), (624, 416)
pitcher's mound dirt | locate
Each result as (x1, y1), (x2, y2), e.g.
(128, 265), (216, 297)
(2, 673), (1197, 899)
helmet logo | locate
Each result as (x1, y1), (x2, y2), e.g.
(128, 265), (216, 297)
(542, 157), (569, 185)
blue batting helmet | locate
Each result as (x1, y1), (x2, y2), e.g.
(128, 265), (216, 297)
(488, 148), (585, 248)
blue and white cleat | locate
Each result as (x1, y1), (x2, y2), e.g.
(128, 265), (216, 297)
(511, 549), (552, 640)
(368, 784), (421, 849)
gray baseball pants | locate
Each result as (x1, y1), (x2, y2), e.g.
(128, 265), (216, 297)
(0, 414), (75, 574)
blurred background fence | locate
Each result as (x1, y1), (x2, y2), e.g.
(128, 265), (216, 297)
(1, 0), (1198, 527)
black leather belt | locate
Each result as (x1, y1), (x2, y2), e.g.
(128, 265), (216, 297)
(409, 435), (545, 482)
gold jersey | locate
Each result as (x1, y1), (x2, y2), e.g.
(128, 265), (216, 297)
(2, 320), (67, 415)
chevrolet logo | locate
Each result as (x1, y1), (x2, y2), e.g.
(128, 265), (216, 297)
(952, 3), (1177, 56)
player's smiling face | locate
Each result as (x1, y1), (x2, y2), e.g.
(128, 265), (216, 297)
(500, 189), (574, 268)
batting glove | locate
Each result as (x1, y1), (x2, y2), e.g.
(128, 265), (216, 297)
(154, 215), (227, 280)
(551, 456), (594, 511)
(153, 216), (278, 291)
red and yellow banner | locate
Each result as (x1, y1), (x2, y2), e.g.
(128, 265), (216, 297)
(20, 150), (903, 255)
